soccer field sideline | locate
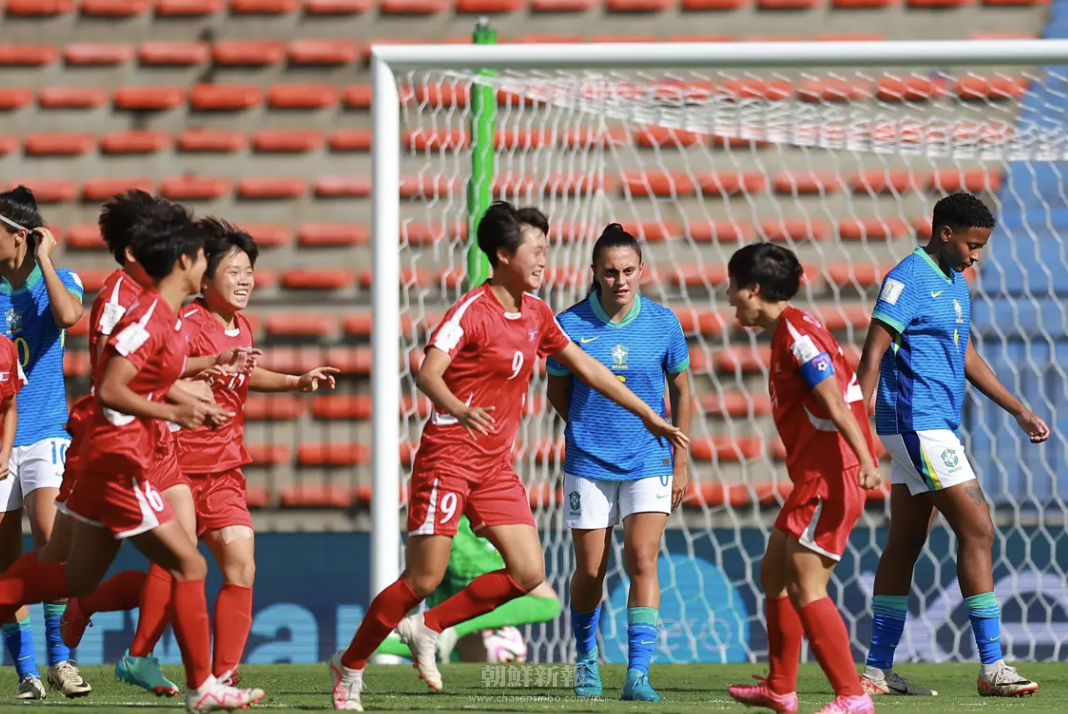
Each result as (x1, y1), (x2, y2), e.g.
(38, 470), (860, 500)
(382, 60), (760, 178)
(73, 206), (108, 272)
(0, 663), (1057, 713)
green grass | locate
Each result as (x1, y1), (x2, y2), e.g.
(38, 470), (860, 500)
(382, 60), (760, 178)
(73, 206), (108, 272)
(0, 662), (1059, 713)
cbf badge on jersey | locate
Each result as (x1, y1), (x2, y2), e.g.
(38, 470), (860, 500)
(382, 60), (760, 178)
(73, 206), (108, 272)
(5, 308), (21, 335)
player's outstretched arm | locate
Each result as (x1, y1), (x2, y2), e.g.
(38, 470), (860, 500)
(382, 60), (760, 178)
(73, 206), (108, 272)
(965, 339), (1050, 443)
(0, 395), (15, 481)
(249, 365), (339, 393)
(99, 356), (234, 430)
(810, 378), (881, 489)
(545, 374), (570, 423)
(416, 347), (495, 437)
(34, 227), (83, 328)
(550, 342), (689, 449)
(857, 319), (895, 413)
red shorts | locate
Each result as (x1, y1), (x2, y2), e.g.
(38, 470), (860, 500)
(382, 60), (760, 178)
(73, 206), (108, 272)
(58, 396), (95, 505)
(148, 452), (187, 492)
(62, 469), (175, 539)
(187, 469), (253, 537)
(775, 468), (865, 561)
(407, 467), (535, 537)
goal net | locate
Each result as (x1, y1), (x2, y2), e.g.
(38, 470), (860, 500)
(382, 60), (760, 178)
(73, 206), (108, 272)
(371, 40), (1068, 665)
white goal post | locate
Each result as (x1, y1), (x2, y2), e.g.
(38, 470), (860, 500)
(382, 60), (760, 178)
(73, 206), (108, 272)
(370, 39), (1068, 663)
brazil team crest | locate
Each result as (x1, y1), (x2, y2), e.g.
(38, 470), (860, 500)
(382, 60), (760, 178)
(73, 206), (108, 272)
(941, 448), (960, 469)
(611, 344), (628, 370)
(568, 491), (581, 514)
(5, 308), (21, 335)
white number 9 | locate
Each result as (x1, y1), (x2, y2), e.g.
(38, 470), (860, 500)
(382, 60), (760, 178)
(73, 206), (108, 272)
(439, 492), (458, 524)
(508, 350), (524, 380)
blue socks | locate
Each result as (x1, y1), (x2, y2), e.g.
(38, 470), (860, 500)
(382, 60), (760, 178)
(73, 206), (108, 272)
(866, 594), (908, 671)
(43, 602), (70, 667)
(965, 592), (1003, 665)
(2, 617), (38, 681)
(571, 604), (600, 659)
(627, 607), (657, 676)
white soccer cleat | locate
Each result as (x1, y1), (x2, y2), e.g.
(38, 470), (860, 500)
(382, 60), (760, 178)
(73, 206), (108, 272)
(977, 662), (1039, 697)
(16, 673), (46, 700)
(47, 661), (92, 698)
(184, 675), (265, 713)
(861, 667), (937, 696)
(397, 613), (443, 691)
(329, 652), (364, 711)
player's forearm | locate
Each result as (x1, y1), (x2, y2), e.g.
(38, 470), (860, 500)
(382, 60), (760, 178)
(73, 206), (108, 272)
(39, 259), (82, 328)
(416, 370), (470, 418)
(574, 357), (655, 421)
(182, 356), (216, 377)
(545, 375), (570, 422)
(98, 382), (177, 422)
(857, 322), (893, 408)
(831, 406), (876, 468)
(965, 342), (1026, 416)
(669, 375), (692, 467)
(249, 366), (298, 393)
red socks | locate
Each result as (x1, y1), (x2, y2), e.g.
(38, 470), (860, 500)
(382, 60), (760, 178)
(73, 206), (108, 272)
(213, 583), (253, 678)
(341, 578), (422, 670)
(797, 598), (864, 697)
(766, 595), (804, 695)
(77, 571), (147, 615)
(130, 564), (172, 658)
(0, 555), (69, 608)
(422, 570), (526, 633)
(171, 579), (212, 690)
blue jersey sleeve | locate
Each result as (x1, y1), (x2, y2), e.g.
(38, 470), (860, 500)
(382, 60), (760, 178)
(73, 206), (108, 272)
(545, 311), (572, 376)
(59, 269), (84, 302)
(663, 312), (689, 374)
(871, 269), (918, 335)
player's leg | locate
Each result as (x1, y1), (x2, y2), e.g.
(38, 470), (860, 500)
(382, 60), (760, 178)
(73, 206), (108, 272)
(203, 526), (255, 681)
(618, 475), (672, 702)
(566, 473), (615, 698)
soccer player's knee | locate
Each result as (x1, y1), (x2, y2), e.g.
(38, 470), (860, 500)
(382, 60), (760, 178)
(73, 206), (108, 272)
(785, 578), (824, 610)
(224, 558), (255, 588)
(961, 513), (995, 550)
(406, 573), (444, 599)
(175, 550), (209, 582)
(509, 562), (544, 593)
(625, 546), (658, 582)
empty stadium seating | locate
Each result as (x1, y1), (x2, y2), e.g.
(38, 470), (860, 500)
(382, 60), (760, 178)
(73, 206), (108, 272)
(0, 0), (1052, 518)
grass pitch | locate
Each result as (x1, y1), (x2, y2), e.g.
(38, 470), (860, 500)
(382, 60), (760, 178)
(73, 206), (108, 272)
(0, 662), (1060, 713)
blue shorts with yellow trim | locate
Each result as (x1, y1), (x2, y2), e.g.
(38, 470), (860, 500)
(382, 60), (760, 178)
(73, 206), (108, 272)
(882, 429), (977, 496)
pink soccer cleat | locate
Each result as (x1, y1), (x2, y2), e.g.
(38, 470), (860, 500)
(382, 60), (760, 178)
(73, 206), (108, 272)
(728, 676), (799, 714)
(814, 694), (876, 714)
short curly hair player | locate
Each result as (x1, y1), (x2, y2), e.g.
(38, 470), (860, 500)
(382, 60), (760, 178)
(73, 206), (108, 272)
(857, 193), (1047, 699)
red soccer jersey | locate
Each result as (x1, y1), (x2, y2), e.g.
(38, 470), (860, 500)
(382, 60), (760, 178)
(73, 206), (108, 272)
(769, 306), (874, 482)
(88, 269), (144, 381)
(176, 300), (253, 474)
(80, 290), (189, 475)
(0, 335), (25, 444)
(415, 284), (570, 479)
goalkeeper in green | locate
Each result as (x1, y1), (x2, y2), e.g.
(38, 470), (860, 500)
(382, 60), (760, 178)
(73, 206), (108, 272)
(374, 514), (560, 662)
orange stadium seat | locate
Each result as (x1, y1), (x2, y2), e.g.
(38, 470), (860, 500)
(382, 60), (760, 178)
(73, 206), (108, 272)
(616, 220), (679, 242)
(279, 485), (356, 509)
(876, 76), (946, 101)
(342, 314), (373, 337)
(298, 223), (368, 247)
(311, 394), (371, 420)
(139, 41), (211, 66)
(622, 171), (695, 198)
(832, 0), (895, 6)
(159, 176), (232, 200)
(810, 304), (872, 330)
(245, 487), (269, 508)
(825, 262), (892, 287)
(253, 269), (277, 288)
(359, 268), (430, 288)
(0, 137), (17, 155)
(268, 84), (339, 109)
(0, 45), (59, 67)
(673, 309), (726, 335)
(685, 220), (756, 243)
(212, 40), (285, 66)
(530, 0), (596, 9)
(837, 217), (910, 241)
(717, 344), (771, 373)
(669, 264), (729, 288)
(265, 313), (339, 337)
(190, 85), (262, 111)
(177, 129), (247, 153)
(244, 395), (307, 421)
(64, 352), (90, 378)
(155, 0), (224, 12)
(928, 169), (1002, 193)
(230, 0), (300, 12)
(287, 39), (360, 65)
(113, 86), (186, 110)
(80, 0), (150, 15)
(38, 87), (109, 109)
(100, 130), (172, 155)
(6, 0), (73, 13)
(690, 437), (764, 462)
(797, 78), (874, 102)
(359, 38), (425, 60)
(298, 443), (370, 467)
(402, 221), (465, 245)
(24, 133), (94, 156)
(314, 176), (372, 198)
(955, 75), (1028, 101)
(697, 172), (767, 196)
(304, 0), (373, 11)
(380, 0), (449, 11)
(280, 268), (355, 290)
(758, 0), (818, 8)
(66, 225), (105, 250)
(773, 171), (843, 195)
(68, 313), (90, 337)
(398, 175), (458, 198)
(245, 444), (291, 465)
(329, 129), (373, 152)
(83, 178), (154, 201)
(0, 90), (33, 110)
(681, 0), (748, 8)
(760, 218), (832, 242)
(720, 78), (793, 100)
(403, 128), (467, 151)
(239, 223), (291, 247)
(701, 391), (773, 417)
(77, 269), (112, 293)
(343, 84), (372, 108)
(634, 126), (709, 147)
(911, 215), (933, 240)
(849, 169), (916, 194)
(9, 180), (79, 203)
(606, 0), (674, 10)
(237, 178), (307, 199)
(456, 0), (527, 10)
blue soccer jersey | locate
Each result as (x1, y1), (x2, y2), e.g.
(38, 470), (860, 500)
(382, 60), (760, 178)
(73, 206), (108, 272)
(0, 264), (83, 446)
(871, 247), (970, 435)
(546, 293), (690, 481)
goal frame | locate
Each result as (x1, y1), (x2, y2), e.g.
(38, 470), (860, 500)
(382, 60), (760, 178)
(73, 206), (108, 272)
(367, 39), (1068, 599)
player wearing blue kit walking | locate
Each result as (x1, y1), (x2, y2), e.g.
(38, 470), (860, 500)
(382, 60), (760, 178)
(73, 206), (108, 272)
(0, 187), (90, 699)
(857, 194), (1048, 699)
(546, 224), (692, 703)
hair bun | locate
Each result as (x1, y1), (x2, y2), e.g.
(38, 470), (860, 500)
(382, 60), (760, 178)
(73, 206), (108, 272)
(3, 186), (38, 211)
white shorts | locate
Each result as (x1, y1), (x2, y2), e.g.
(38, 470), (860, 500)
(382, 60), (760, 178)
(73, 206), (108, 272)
(564, 473), (671, 529)
(0, 438), (69, 512)
(881, 430), (977, 497)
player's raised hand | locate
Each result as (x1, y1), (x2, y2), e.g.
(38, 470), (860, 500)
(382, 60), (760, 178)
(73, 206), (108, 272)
(641, 412), (690, 450)
(296, 366), (340, 392)
(456, 405), (495, 438)
(857, 461), (882, 490)
(173, 378), (216, 404)
(1016, 410), (1051, 443)
(214, 346), (263, 374)
(32, 227), (58, 262)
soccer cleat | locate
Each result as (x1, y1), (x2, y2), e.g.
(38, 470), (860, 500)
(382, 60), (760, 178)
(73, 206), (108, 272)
(977, 662), (1039, 697)
(16, 673), (46, 700)
(396, 613), (442, 691)
(574, 656), (603, 698)
(115, 650), (180, 696)
(861, 667), (937, 696)
(217, 669), (242, 687)
(728, 676), (798, 714)
(47, 661), (92, 698)
(184, 676), (265, 713)
(329, 652), (364, 711)
(60, 598), (91, 649)
(814, 694), (876, 714)
(436, 627), (459, 663)
(621, 668), (661, 702)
